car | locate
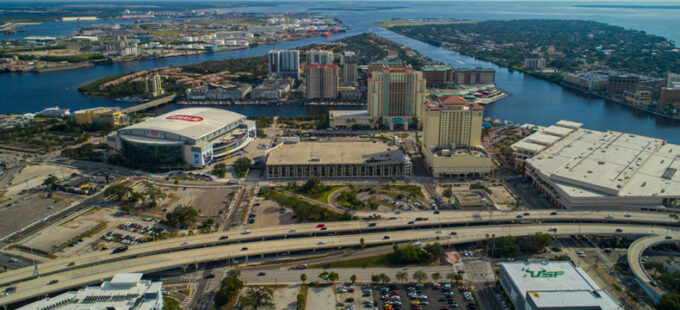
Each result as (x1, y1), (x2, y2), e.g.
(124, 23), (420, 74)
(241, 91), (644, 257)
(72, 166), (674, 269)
(384, 236), (391, 240)
(47, 279), (58, 285)
(316, 223), (325, 228)
(615, 228), (623, 233)
(242, 229), (251, 234)
(433, 210), (440, 214)
(624, 213), (632, 217)
(550, 211), (558, 215)
(408, 221), (415, 225)
(346, 297), (354, 302)
(516, 215), (523, 219)
(181, 241), (189, 245)
(606, 215), (614, 219)
(450, 231), (457, 235)
(523, 212), (530, 216)
(368, 223), (377, 227)
(205, 274), (215, 279)
(8, 257), (18, 263)
(457, 270), (466, 274)
(67, 262), (75, 266)
(666, 236), (673, 240)
(257, 272), (266, 276)
(318, 241), (326, 245)
(241, 247), (248, 251)
(219, 236), (228, 240)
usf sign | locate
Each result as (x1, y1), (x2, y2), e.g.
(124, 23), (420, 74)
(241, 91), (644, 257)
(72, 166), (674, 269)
(525, 269), (565, 278)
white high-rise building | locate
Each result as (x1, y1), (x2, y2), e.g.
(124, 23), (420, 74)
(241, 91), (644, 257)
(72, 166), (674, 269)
(269, 49), (300, 80)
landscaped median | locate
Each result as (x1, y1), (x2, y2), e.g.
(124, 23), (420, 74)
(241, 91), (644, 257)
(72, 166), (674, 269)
(259, 187), (354, 222)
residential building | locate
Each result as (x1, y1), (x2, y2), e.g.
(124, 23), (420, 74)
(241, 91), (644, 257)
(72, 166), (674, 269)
(145, 73), (164, 97)
(73, 107), (125, 126)
(511, 120), (680, 210)
(338, 86), (363, 101)
(268, 49), (300, 80)
(19, 273), (163, 310)
(307, 50), (334, 65)
(185, 83), (251, 100)
(658, 85), (680, 111)
(523, 58), (546, 70)
(367, 66), (426, 130)
(499, 260), (621, 310)
(606, 73), (639, 96)
(421, 95), (491, 178)
(622, 86), (653, 107)
(453, 67), (495, 85)
(265, 141), (411, 179)
(563, 71), (609, 93)
(667, 72), (680, 87)
(305, 64), (338, 99)
(251, 78), (295, 100)
(421, 65), (454, 87)
(342, 51), (358, 85)
(366, 60), (404, 74)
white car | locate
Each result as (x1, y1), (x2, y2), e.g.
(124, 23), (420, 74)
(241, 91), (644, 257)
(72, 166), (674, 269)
(318, 241), (326, 245)
(624, 213), (632, 217)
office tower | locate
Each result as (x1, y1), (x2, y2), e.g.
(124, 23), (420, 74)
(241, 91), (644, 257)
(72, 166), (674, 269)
(305, 64), (338, 99)
(268, 49), (300, 80)
(342, 51), (358, 85)
(145, 74), (164, 97)
(307, 50), (334, 65)
(367, 66), (426, 130)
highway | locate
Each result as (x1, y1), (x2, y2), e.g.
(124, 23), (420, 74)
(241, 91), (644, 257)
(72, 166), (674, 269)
(1, 210), (679, 306)
(627, 233), (676, 299)
(0, 209), (674, 287)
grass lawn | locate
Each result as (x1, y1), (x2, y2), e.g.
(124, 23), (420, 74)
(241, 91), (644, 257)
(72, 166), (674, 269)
(309, 252), (434, 269)
(388, 184), (424, 197)
(163, 296), (182, 310)
(294, 185), (345, 204)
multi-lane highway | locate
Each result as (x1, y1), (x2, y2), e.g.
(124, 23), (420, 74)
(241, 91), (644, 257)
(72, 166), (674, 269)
(0, 210), (678, 306)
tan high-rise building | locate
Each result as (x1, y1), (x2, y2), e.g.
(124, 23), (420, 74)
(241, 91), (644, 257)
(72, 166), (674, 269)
(423, 95), (483, 150)
(305, 64), (338, 99)
(367, 66), (426, 130)
(422, 95), (491, 178)
(145, 74), (164, 97)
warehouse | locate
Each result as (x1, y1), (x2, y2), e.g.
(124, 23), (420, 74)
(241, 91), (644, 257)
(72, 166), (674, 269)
(511, 120), (680, 211)
(265, 141), (411, 179)
(499, 260), (621, 310)
(108, 108), (255, 168)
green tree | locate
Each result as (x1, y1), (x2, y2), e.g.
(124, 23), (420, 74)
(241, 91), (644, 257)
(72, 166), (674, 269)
(43, 175), (58, 188)
(144, 186), (165, 208)
(105, 184), (132, 201)
(396, 271), (408, 283)
(296, 293), (306, 310)
(350, 274), (357, 284)
(446, 272), (457, 284)
(454, 274), (463, 285)
(413, 270), (428, 283)
(318, 271), (329, 281)
(327, 271), (339, 283)
(240, 287), (275, 310)
(234, 157), (252, 177)
(442, 187), (453, 203)
(300, 273), (307, 284)
(214, 273), (244, 307)
(166, 205), (199, 227)
(212, 163), (227, 178)
(379, 273), (391, 284)
(431, 272), (441, 282)
(371, 274), (381, 284)
(360, 238), (365, 249)
(656, 294), (680, 310)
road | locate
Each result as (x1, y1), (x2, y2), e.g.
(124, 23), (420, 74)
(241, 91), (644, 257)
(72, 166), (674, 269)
(1, 222), (678, 306)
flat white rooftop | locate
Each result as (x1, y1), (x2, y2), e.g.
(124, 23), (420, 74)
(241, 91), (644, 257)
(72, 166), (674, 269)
(330, 110), (370, 117)
(543, 125), (574, 137)
(501, 260), (620, 310)
(266, 141), (408, 166)
(526, 133), (561, 146)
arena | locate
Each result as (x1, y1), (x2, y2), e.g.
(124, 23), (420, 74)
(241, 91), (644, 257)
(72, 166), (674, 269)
(108, 108), (255, 168)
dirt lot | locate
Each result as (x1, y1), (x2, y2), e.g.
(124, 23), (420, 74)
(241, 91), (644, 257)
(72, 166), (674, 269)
(6, 164), (80, 197)
(487, 185), (516, 209)
(306, 285), (335, 310)
(162, 186), (236, 217)
(247, 197), (296, 228)
(0, 191), (77, 240)
(272, 285), (301, 310)
(453, 190), (488, 209)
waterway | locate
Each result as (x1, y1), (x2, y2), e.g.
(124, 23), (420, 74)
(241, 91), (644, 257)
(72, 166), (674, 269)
(2, 1), (680, 142)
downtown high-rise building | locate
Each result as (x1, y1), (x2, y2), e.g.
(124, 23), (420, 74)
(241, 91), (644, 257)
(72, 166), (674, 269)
(422, 95), (484, 150)
(306, 50), (334, 65)
(342, 51), (358, 85)
(305, 64), (338, 99)
(268, 49), (300, 80)
(367, 66), (426, 130)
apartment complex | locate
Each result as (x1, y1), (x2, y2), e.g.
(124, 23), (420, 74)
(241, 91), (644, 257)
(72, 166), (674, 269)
(268, 49), (300, 80)
(422, 95), (491, 178)
(342, 51), (358, 85)
(523, 58), (546, 70)
(622, 87), (654, 107)
(307, 49), (334, 65)
(185, 83), (251, 100)
(563, 71), (609, 93)
(453, 67), (495, 85)
(658, 85), (680, 110)
(145, 73), (164, 97)
(421, 65), (454, 87)
(367, 66), (426, 130)
(606, 73), (665, 96)
(251, 78), (294, 100)
(305, 64), (339, 99)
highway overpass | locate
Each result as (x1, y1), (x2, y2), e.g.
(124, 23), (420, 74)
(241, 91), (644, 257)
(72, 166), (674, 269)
(1, 210), (679, 306)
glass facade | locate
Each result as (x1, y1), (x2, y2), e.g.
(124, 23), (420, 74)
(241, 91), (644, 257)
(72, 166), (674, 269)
(120, 139), (184, 169)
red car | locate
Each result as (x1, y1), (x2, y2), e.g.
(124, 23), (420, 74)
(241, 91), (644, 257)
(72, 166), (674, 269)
(346, 297), (354, 302)
(390, 291), (399, 296)
(457, 270), (466, 274)
(348, 288), (354, 293)
(316, 223), (325, 228)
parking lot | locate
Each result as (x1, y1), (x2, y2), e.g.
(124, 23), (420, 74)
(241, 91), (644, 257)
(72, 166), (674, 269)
(334, 283), (479, 310)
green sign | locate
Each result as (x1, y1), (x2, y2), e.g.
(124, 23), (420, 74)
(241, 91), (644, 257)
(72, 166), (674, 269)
(525, 269), (565, 278)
